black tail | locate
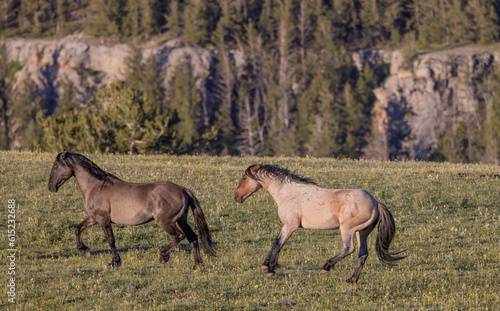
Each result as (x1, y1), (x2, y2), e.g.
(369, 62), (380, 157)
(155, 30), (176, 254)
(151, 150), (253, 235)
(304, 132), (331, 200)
(375, 203), (406, 265)
(184, 188), (216, 257)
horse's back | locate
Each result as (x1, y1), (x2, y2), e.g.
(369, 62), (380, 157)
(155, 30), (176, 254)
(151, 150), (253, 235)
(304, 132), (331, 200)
(105, 180), (186, 226)
(299, 188), (378, 230)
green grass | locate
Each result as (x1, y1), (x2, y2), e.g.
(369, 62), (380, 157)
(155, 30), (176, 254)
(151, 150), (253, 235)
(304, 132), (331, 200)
(1, 151), (499, 310)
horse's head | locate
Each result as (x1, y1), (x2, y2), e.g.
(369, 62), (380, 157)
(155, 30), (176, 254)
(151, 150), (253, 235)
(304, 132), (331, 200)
(234, 164), (263, 203)
(48, 151), (74, 192)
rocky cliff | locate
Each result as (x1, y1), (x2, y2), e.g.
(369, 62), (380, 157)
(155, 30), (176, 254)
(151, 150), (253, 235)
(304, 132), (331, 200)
(4, 36), (499, 160)
(354, 47), (499, 161)
(5, 35), (220, 109)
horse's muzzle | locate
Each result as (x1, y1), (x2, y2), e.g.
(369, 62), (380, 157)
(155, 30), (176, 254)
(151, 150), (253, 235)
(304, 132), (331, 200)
(234, 193), (245, 203)
(48, 183), (59, 192)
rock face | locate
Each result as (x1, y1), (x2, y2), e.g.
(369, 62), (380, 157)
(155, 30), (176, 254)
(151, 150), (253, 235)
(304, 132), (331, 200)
(354, 48), (499, 161)
(5, 35), (217, 110)
(4, 36), (499, 159)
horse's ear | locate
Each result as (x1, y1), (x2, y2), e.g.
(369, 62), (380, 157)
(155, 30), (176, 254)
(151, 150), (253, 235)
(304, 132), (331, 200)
(250, 164), (260, 173)
(60, 150), (67, 160)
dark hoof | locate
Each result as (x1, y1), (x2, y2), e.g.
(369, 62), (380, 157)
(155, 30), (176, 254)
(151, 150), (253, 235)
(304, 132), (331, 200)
(265, 271), (275, 278)
(83, 249), (91, 259)
(345, 277), (358, 284)
(79, 248), (91, 259)
(192, 261), (204, 270)
(109, 261), (121, 268)
(160, 256), (169, 266)
(261, 264), (280, 270)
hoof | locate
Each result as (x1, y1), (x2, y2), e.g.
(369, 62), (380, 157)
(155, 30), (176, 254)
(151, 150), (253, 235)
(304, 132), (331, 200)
(345, 277), (358, 284)
(319, 268), (330, 274)
(261, 264), (280, 270)
(265, 272), (275, 278)
(192, 263), (203, 270)
(83, 249), (91, 259)
(160, 256), (169, 266)
(109, 261), (121, 268)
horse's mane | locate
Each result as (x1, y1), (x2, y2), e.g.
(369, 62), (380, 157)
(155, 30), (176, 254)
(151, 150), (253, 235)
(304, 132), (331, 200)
(246, 164), (317, 185)
(59, 152), (119, 183)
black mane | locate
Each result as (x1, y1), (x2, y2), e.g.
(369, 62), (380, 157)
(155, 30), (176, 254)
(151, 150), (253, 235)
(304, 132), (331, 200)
(59, 152), (118, 183)
(246, 164), (317, 185)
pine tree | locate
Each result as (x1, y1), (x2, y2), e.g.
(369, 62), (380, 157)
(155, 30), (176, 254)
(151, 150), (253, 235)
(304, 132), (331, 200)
(56, 0), (68, 35)
(54, 77), (78, 116)
(236, 22), (271, 156)
(182, 0), (215, 46)
(297, 0), (313, 79)
(295, 66), (332, 155)
(167, 62), (201, 152)
(0, 44), (16, 149)
(295, 63), (336, 157)
(123, 0), (140, 37)
(0, 0), (18, 35)
(276, 0), (293, 130)
(166, 0), (182, 38)
(84, 0), (124, 36)
(343, 82), (360, 157)
(258, 0), (278, 42)
(124, 47), (165, 110)
(476, 66), (500, 164)
(466, 0), (500, 43)
(37, 82), (176, 154)
(211, 4), (237, 155)
(12, 79), (44, 149)
(35, 108), (98, 152)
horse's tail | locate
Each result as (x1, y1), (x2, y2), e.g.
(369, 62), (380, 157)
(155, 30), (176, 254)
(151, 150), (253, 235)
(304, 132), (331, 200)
(184, 188), (216, 257)
(375, 203), (405, 265)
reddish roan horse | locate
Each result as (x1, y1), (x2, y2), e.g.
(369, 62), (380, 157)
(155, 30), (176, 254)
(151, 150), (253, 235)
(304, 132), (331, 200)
(48, 151), (215, 268)
(234, 164), (405, 283)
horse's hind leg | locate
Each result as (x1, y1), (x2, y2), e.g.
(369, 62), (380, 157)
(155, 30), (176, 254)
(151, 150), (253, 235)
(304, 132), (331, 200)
(156, 221), (185, 265)
(346, 222), (376, 283)
(176, 218), (204, 268)
(320, 227), (355, 274)
(75, 216), (97, 259)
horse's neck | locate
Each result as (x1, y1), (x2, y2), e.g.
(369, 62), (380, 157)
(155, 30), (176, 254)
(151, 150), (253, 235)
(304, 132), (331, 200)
(265, 181), (296, 205)
(73, 166), (101, 196)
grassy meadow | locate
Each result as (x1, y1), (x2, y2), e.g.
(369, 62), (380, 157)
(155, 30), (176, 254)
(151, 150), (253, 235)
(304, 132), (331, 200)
(1, 151), (499, 310)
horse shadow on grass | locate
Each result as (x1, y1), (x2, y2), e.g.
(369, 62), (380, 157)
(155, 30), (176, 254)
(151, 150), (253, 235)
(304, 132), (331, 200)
(36, 243), (198, 261)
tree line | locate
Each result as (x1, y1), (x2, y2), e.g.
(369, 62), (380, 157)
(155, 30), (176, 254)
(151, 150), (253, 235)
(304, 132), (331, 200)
(1, 0), (500, 163)
(2, 1), (499, 48)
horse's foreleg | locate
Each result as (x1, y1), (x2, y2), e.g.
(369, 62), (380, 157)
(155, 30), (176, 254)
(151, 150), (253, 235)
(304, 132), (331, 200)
(75, 216), (97, 259)
(320, 228), (355, 274)
(98, 221), (121, 267)
(262, 225), (296, 277)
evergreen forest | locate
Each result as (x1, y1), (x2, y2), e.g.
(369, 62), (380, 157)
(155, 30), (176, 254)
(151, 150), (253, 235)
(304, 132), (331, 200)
(1, 0), (500, 161)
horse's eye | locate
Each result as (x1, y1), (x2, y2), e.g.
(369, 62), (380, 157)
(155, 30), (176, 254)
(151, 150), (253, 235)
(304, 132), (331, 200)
(242, 177), (247, 181)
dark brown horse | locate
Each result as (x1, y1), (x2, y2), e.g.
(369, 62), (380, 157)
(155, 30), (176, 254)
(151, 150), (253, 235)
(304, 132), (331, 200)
(48, 151), (215, 267)
(234, 164), (405, 283)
